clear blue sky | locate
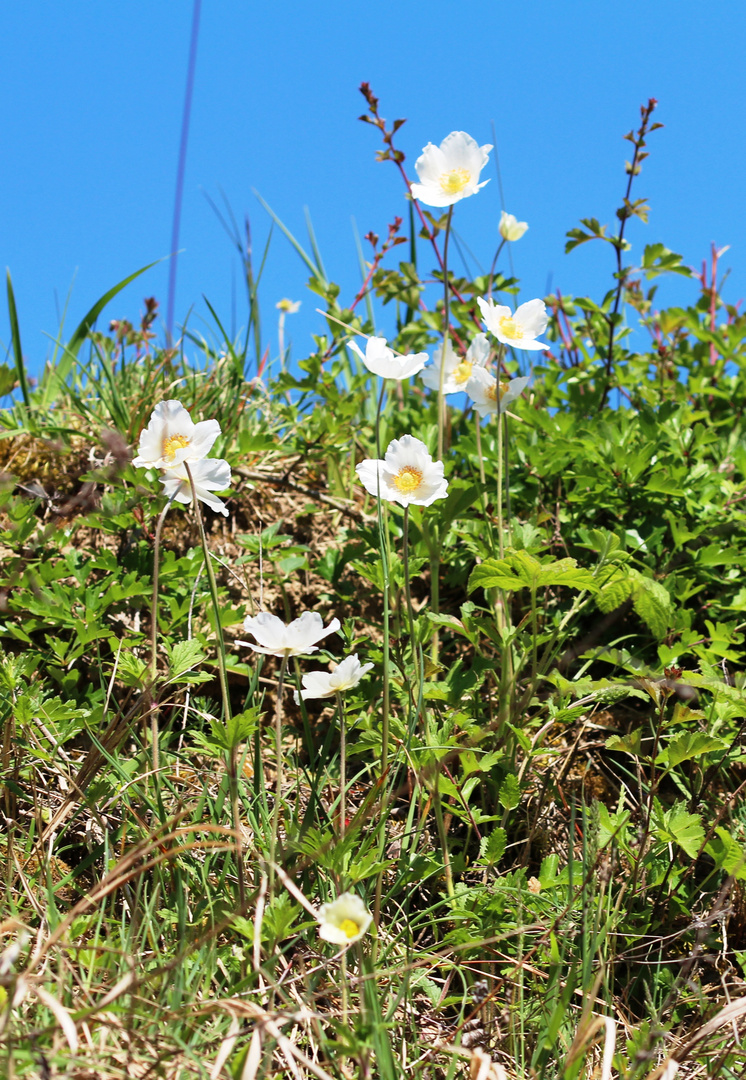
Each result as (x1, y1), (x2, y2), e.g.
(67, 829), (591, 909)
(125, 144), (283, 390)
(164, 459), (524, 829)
(2, 2), (744, 382)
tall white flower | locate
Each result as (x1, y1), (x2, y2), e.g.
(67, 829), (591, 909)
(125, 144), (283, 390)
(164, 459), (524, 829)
(317, 892), (373, 945)
(421, 334), (491, 396)
(356, 435), (448, 508)
(466, 366), (530, 418)
(349, 337), (428, 381)
(499, 211), (529, 242)
(410, 131), (492, 208)
(237, 611), (340, 658)
(132, 399), (221, 470)
(159, 458), (232, 516)
(295, 654), (374, 702)
(478, 297), (550, 352)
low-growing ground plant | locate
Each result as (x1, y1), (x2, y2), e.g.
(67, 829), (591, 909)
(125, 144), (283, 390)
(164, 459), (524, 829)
(1, 90), (746, 1079)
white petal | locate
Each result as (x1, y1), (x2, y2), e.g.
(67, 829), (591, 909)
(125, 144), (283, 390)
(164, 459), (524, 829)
(514, 299), (549, 338)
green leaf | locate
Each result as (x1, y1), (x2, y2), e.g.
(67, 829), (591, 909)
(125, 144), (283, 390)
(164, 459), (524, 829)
(478, 827), (507, 867)
(6, 270), (29, 407)
(705, 827), (746, 880)
(498, 774), (521, 811)
(606, 730), (643, 756)
(655, 801), (705, 858)
(658, 731), (727, 768)
(468, 551), (596, 594)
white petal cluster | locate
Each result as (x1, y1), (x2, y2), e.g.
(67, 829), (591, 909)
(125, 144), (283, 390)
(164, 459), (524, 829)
(410, 131), (492, 208)
(350, 337), (428, 381)
(356, 435), (448, 508)
(317, 892), (373, 945)
(420, 334), (491, 396)
(478, 297), (550, 352)
(133, 399), (232, 514)
(296, 654), (374, 702)
(499, 211), (529, 242)
(238, 611), (341, 658)
(466, 367), (530, 418)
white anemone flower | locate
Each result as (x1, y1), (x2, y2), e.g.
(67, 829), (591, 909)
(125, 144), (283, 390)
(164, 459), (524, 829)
(466, 366), (530, 418)
(499, 211), (529, 242)
(420, 334), (491, 396)
(356, 435), (448, 508)
(349, 337), (428, 381)
(317, 892), (373, 946)
(132, 399), (221, 470)
(295, 654), (374, 703)
(478, 297), (550, 352)
(160, 458), (232, 516)
(237, 611), (341, 658)
(410, 131), (492, 208)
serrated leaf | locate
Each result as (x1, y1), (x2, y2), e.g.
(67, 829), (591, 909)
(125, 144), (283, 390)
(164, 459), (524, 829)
(705, 827), (746, 880)
(658, 731), (727, 768)
(656, 801), (705, 858)
(479, 827), (507, 866)
(168, 640), (206, 679)
(498, 774), (521, 810)
(606, 730), (643, 756)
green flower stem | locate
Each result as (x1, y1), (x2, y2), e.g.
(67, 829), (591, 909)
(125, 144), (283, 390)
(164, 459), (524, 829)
(184, 463), (246, 909)
(336, 691), (346, 845)
(432, 767), (454, 898)
(436, 205), (454, 463)
(373, 376), (391, 930)
(496, 399), (505, 560)
(402, 506), (420, 687)
(149, 495), (175, 779)
(269, 652), (289, 898)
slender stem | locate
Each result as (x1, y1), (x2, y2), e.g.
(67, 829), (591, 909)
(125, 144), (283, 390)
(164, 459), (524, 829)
(475, 420), (486, 485)
(437, 206), (454, 464)
(269, 653), (289, 896)
(486, 237), (507, 299)
(149, 498), (174, 777)
(402, 506), (419, 686)
(184, 464), (246, 907)
(336, 691), (346, 845)
(432, 768), (454, 898)
(496, 399), (505, 560)
(374, 379), (390, 930)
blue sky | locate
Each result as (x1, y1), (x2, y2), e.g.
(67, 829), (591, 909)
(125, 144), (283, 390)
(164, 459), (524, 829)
(2, 1), (744, 383)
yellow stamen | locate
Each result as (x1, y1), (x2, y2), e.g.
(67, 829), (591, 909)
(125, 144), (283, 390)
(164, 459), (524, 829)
(439, 168), (471, 195)
(498, 316), (523, 341)
(486, 381), (510, 403)
(453, 360), (473, 385)
(162, 433), (190, 461)
(393, 466), (423, 494)
(339, 918), (360, 939)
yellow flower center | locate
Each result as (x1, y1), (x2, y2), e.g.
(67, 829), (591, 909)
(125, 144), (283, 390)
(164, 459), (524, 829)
(498, 316), (523, 341)
(486, 381), (510, 403)
(393, 466), (423, 493)
(439, 168), (471, 195)
(162, 433), (191, 461)
(453, 360), (473, 385)
(339, 918), (360, 939)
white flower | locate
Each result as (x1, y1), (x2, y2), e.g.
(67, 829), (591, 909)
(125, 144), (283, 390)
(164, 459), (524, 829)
(410, 131), (492, 208)
(237, 611), (341, 658)
(420, 334), (491, 395)
(499, 211), (528, 242)
(295, 654), (374, 702)
(133, 399), (221, 470)
(160, 458), (232, 516)
(276, 298), (301, 313)
(466, 366), (530, 418)
(356, 435), (448, 508)
(349, 337), (428, 381)
(478, 297), (550, 352)
(317, 892), (373, 945)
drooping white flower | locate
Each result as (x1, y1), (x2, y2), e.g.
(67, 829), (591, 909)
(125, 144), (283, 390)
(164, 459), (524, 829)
(410, 131), (492, 208)
(237, 611), (341, 658)
(466, 366), (530, 418)
(295, 654), (374, 702)
(420, 334), (491, 396)
(133, 399), (221, 470)
(317, 892), (373, 946)
(356, 435), (448, 508)
(160, 458), (232, 516)
(349, 337), (428, 381)
(478, 297), (550, 352)
(499, 211), (529, 242)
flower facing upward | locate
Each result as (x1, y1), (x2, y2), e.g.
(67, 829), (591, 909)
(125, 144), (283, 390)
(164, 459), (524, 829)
(159, 458), (232, 516)
(356, 435), (448, 508)
(133, 400), (221, 470)
(410, 131), (493, 208)
(478, 297), (550, 352)
(237, 611), (340, 658)
(276, 298), (301, 313)
(349, 337), (428, 381)
(499, 211), (529, 242)
(466, 366), (530, 418)
(317, 892), (373, 946)
(420, 334), (491, 396)
(295, 654), (374, 702)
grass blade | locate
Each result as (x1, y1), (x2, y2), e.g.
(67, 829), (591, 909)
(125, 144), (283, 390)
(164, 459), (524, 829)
(6, 269), (31, 408)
